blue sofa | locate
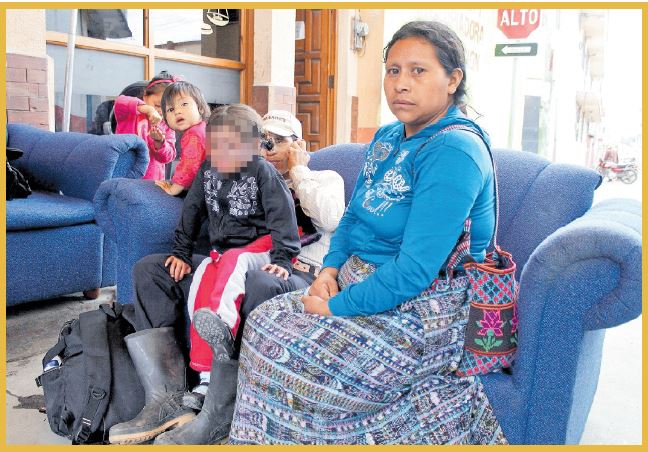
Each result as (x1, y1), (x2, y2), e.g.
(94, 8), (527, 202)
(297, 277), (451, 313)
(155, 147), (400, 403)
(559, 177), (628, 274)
(6, 123), (149, 306)
(93, 143), (641, 444)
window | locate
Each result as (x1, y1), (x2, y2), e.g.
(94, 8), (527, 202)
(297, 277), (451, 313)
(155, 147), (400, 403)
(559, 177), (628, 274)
(155, 60), (240, 105)
(150, 9), (241, 60)
(45, 9), (248, 133)
(46, 45), (146, 132)
(47, 9), (144, 45)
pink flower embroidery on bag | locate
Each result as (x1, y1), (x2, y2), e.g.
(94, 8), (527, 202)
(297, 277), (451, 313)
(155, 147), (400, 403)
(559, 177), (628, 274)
(477, 310), (504, 336)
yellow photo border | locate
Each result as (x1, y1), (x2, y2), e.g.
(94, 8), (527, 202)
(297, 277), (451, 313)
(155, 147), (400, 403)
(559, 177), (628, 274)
(1, 2), (645, 450)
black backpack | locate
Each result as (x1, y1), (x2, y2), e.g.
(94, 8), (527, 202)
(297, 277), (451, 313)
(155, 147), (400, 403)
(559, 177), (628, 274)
(35, 303), (145, 444)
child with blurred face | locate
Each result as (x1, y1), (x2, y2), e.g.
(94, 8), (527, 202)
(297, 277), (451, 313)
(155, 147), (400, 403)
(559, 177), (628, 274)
(207, 118), (259, 176)
(157, 104), (300, 411)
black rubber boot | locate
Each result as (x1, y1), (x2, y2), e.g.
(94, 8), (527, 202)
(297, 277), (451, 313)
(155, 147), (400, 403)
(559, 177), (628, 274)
(108, 327), (195, 444)
(154, 310), (238, 445)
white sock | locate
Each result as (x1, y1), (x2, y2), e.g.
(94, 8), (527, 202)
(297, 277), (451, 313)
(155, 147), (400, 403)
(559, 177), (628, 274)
(192, 372), (210, 394)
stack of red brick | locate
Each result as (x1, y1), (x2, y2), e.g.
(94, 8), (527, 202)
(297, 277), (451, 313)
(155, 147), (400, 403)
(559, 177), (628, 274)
(6, 53), (49, 130)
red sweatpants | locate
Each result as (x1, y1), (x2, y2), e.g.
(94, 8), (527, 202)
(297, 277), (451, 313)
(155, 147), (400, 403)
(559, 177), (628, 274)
(187, 235), (273, 372)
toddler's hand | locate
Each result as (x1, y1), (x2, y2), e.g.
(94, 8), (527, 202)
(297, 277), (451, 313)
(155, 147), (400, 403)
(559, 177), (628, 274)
(155, 180), (184, 196)
(155, 179), (172, 191)
(146, 107), (162, 128)
(137, 104), (162, 127)
(149, 126), (164, 144)
(262, 263), (289, 281)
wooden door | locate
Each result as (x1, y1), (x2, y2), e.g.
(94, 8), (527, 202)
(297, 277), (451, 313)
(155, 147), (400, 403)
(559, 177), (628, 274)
(295, 10), (336, 151)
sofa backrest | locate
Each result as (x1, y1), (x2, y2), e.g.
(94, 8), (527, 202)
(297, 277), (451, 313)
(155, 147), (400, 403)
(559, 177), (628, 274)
(310, 143), (601, 276)
(492, 149), (601, 277)
(309, 143), (367, 204)
(7, 123), (149, 201)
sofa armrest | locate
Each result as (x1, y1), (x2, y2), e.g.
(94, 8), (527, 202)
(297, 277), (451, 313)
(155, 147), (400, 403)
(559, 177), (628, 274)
(481, 198), (641, 444)
(576, 198), (642, 329)
(94, 178), (184, 302)
(7, 123), (149, 201)
(517, 198), (641, 351)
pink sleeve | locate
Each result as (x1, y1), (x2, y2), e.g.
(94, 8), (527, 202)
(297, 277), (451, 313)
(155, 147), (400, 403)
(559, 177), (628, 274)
(171, 134), (206, 188)
(113, 95), (144, 124)
(147, 125), (177, 164)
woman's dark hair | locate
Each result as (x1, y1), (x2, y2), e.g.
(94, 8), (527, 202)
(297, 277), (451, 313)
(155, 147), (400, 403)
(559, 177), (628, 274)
(383, 21), (467, 109)
(161, 81), (211, 121)
(144, 70), (176, 96)
(208, 104), (263, 138)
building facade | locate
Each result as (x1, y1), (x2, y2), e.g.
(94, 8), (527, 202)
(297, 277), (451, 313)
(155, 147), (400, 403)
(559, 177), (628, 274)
(6, 8), (634, 168)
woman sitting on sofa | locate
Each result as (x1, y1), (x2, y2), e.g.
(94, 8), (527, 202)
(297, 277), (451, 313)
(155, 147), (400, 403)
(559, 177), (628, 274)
(194, 20), (506, 444)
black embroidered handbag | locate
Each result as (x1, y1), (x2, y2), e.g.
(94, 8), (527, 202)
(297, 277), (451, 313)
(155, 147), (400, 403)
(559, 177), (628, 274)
(455, 221), (519, 376)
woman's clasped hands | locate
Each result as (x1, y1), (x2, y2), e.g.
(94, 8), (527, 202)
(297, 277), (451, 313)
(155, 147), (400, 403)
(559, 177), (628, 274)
(301, 267), (337, 316)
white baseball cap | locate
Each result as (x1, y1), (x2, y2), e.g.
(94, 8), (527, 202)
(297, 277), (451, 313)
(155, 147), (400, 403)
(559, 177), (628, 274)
(262, 110), (303, 139)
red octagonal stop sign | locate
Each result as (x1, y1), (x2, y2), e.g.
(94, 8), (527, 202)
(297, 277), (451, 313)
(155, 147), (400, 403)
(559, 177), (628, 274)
(497, 9), (541, 39)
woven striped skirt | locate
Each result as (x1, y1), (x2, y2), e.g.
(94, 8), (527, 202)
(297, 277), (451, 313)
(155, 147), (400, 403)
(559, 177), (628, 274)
(228, 255), (507, 444)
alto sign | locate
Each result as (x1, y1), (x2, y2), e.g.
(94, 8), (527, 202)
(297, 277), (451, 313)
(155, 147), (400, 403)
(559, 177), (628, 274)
(497, 9), (541, 39)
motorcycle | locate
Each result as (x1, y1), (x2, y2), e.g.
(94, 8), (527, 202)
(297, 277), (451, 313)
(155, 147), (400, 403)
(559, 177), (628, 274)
(596, 159), (638, 184)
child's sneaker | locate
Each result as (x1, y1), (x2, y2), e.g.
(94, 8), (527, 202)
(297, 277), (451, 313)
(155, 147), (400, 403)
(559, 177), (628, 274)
(193, 309), (236, 361)
(182, 382), (209, 411)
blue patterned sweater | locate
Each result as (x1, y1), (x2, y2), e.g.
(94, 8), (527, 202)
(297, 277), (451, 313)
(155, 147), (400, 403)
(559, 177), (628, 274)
(324, 105), (495, 316)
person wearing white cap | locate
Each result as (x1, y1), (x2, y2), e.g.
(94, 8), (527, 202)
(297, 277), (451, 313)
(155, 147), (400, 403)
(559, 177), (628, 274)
(242, 109), (345, 325)
(260, 109), (303, 144)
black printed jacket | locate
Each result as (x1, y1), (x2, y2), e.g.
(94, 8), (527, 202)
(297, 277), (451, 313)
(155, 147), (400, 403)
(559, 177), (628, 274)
(172, 156), (300, 273)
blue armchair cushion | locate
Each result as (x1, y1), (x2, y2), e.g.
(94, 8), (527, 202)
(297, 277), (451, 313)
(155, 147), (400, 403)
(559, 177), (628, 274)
(7, 191), (94, 231)
(7, 224), (103, 306)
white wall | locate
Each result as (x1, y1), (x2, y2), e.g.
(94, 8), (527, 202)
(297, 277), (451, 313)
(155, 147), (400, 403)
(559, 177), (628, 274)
(6, 9), (47, 56)
(546, 10), (588, 164)
(335, 10), (359, 144)
(254, 9), (296, 87)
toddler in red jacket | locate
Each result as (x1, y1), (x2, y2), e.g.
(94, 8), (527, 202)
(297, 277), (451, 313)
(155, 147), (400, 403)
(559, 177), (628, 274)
(155, 81), (211, 196)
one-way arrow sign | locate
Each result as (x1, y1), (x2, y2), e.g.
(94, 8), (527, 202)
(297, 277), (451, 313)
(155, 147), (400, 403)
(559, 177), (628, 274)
(495, 42), (538, 57)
